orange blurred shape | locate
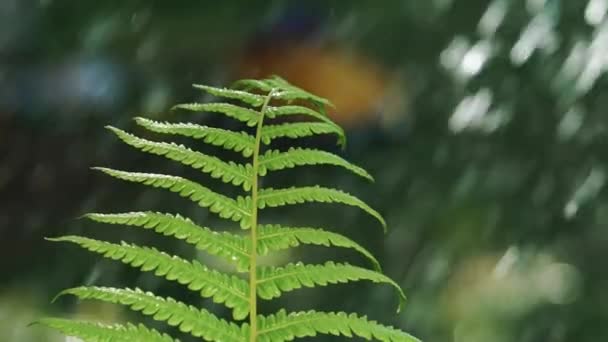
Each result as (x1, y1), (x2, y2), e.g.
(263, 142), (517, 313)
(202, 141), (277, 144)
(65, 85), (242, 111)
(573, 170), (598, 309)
(238, 43), (391, 128)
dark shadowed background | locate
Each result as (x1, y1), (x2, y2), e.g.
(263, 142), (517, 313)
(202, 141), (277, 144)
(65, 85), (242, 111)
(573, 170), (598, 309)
(1, 1), (607, 341)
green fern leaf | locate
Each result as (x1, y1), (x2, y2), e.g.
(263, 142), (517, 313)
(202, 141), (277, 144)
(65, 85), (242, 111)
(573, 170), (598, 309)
(45, 77), (418, 341)
(173, 102), (259, 126)
(48, 236), (250, 319)
(258, 186), (386, 231)
(37, 319), (177, 342)
(56, 286), (247, 342)
(85, 212), (250, 271)
(230, 78), (274, 92)
(256, 262), (405, 312)
(258, 147), (373, 181)
(93, 167), (252, 228)
(260, 122), (343, 145)
(134, 117), (255, 157)
(265, 105), (335, 124)
(193, 84), (266, 107)
(232, 76), (333, 107)
(257, 309), (420, 342)
(267, 75), (333, 107)
(263, 105), (345, 146)
(107, 126), (253, 190)
(257, 224), (381, 271)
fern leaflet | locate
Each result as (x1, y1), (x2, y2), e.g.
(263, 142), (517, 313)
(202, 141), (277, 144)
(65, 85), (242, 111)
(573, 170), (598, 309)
(257, 309), (420, 342)
(134, 117), (255, 157)
(256, 262), (405, 312)
(193, 84), (266, 107)
(258, 147), (373, 181)
(56, 287), (247, 342)
(233, 76), (333, 107)
(258, 186), (386, 230)
(264, 105), (345, 146)
(257, 224), (381, 271)
(85, 212), (250, 271)
(36, 319), (177, 342)
(49, 236), (250, 320)
(260, 122), (343, 145)
(93, 167), (253, 228)
(107, 126), (253, 190)
(173, 102), (259, 126)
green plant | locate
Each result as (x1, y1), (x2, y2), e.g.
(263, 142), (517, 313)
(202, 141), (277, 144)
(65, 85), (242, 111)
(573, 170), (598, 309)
(38, 76), (419, 341)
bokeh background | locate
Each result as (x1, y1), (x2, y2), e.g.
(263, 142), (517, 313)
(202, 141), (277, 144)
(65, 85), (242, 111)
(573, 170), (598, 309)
(1, 0), (607, 341)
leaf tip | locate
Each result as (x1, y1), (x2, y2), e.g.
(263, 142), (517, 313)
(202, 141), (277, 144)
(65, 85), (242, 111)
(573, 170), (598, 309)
(44, 236), (63, 242)
(26, 320), (40, 328)
(192, 84), (208, 92)
(363, 172), (375, 183)
(91, 166), (110, 173)
(105, 125), (125, 137)
(396, 295), (407, 314)
(50, 289), (70, 303)
(133, 116), (145, 122)
(170, 103), (183, 111)
(75, 213), (90, 220)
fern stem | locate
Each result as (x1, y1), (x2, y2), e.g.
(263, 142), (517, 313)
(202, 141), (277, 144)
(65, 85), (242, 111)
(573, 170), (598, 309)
(249, 89), (273, 342)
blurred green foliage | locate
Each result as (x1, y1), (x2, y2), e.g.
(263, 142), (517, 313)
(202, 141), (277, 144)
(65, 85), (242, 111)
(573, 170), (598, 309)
(1, 0), (607, 341)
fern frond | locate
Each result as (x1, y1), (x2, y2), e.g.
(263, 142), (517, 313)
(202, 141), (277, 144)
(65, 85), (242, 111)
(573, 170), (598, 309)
(264, 105), (345, 146)
(257, 225), (380, 271)
(37, 319), (177, 342)
(46, 76), (418, 341)
(134, 117), (255, 157)
(93, 168), (252, 228)
(107, 126), (253, 190)
(258, 186), (386, 231)
(193, 84), (266, 107)
(56, 286), (247, 342)
(47, 236), (250, 319)
(257, 309), (420, 342)
(85, 212), (250, 271)
(173, 102), (259, 126)
(260, 122), (343, 145)
(232, 76), (333, 107)
(256, 262), (405, 312)
(259, 148), (373, 181)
